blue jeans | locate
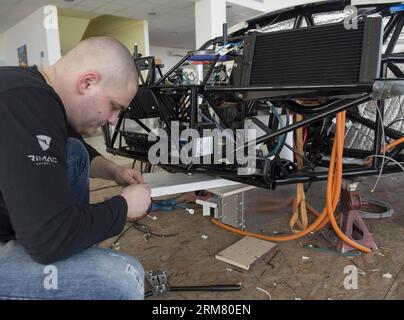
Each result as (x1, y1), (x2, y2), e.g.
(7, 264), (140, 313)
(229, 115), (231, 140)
(66, 137), (90, 205)
(0, 138), (144, 300)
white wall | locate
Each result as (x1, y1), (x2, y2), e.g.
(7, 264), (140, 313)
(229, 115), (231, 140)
(143, 20), (150, 57)
(195, 0), (227, 49)
(3, 5), (61, 68)
(150, 45), (191, 73)
(0, 33), (5, 66)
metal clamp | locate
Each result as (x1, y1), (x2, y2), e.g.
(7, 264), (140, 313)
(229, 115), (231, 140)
(145, 269), (170, 297)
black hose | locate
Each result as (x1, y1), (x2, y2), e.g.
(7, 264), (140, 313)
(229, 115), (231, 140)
(144, 284), (242, 298)
(170, 284), (242, 292)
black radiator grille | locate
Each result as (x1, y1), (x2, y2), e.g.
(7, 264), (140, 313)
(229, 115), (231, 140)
(249, 22), (365, 86)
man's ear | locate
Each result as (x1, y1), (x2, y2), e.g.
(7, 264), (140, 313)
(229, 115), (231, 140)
(77, 71), (101, 94)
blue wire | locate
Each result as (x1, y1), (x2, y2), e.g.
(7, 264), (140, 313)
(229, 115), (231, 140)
(390, 5), (404, 13)
(268, 105), (287, 157)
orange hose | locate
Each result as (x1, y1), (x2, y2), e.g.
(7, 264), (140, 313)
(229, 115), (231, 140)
(382, 137), (404, 153)
(326, 112), (372, 253)
(313, 156), (340, 231)
(364, 136), (404, 165)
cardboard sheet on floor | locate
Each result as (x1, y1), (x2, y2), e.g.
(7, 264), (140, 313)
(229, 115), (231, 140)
(215, 236), (278, 270)
(143, 171), (240, 198)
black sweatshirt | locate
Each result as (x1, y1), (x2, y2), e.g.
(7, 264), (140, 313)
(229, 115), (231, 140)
(0, 66), (128, 264)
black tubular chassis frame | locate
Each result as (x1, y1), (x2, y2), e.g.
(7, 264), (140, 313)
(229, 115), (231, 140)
(102, 0), (404, 190)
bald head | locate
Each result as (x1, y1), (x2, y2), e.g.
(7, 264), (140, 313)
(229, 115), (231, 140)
(42, 36), (139, 135)
(60, 36), (138, 90)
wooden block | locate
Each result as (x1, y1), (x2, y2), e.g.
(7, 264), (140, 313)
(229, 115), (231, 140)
(215, 236), (278, 271)
(207, 184), (256, 197)
(143, 172), (240, 198)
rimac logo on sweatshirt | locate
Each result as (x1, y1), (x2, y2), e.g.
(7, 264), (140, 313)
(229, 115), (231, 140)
(37, 135), (51, 151)
(27, 135), (58, 166)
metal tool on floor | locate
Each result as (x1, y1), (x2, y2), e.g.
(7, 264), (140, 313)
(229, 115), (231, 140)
(144, 269), (242, 298)
(336, 181), (378, 254)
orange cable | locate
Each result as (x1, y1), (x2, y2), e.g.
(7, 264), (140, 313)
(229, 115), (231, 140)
(382, 137), (404, 153)
(326, 112), (372, 253)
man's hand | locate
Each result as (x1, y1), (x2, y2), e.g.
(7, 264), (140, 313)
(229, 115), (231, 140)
(120, 183), (151, 221)
(90, 156), (145, 186)
(113, 166), (144, 187)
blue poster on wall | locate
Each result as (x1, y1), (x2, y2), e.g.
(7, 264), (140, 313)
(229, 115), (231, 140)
(17, 45), (28, 67)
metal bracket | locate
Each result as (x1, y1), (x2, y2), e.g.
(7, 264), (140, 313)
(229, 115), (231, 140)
(145, 269), (170, 296)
